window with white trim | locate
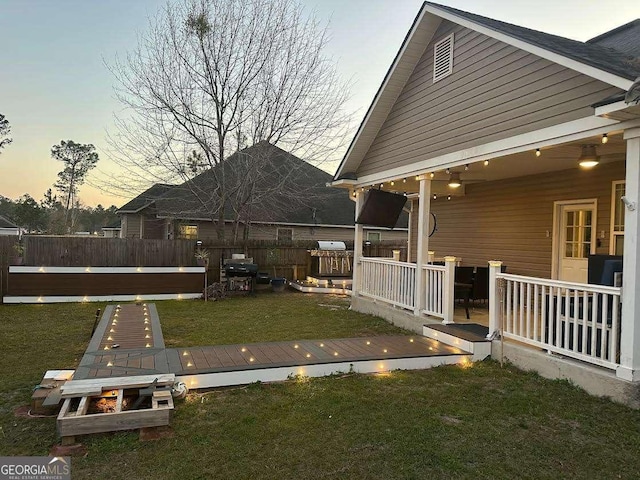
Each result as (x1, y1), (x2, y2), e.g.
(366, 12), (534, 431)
(367, 231), (381, 243)
(433, 33), (454, 83)
(178, 224), (198, 239)
(610, 181), (625, 255)
(277, 228), (293, 241)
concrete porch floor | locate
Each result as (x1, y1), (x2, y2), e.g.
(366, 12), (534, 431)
(454, 302), (489, 326)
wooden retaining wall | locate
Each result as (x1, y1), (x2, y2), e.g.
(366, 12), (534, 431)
(4, 267), (205, 303)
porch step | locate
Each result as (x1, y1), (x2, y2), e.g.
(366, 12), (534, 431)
(423, 323), (491, 360)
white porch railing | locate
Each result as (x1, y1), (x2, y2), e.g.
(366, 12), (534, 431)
(358, 257), (455, 321)
(497, 273), (621, 370)
(421, 264), (447, 319)
(360, 258), (417, 310)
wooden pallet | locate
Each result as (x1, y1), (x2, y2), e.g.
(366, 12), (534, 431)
(57, 374), (175, 442)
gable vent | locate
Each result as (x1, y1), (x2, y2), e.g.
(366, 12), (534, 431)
(433, 33), (454, 83)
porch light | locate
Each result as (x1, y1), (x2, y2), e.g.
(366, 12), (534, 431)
(535, 148), (541, 157)
(448, 172), (462, 188)
(602, 133), (608, 144)
(578, 144), (600, 168)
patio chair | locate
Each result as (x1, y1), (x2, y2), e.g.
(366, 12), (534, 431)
(454, 266), (475, 319)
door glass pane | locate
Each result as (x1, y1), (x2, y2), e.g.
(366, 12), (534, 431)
(565, 243), (573, 257)
(566, 226), (573, 241)
(615, 235), (624, 255)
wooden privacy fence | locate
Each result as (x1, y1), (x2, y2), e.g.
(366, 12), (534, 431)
(0, 236), (16, 301)
(23, 236), (197, 267)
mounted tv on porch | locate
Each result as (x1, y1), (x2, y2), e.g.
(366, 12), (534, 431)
(356, 189), (406, 229)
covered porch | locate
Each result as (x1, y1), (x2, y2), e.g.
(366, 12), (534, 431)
(347, 124), (640, 390)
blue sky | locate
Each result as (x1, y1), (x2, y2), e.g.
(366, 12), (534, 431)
(0, 0), (637, 207)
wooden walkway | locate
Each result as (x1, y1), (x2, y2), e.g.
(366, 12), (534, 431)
(74, 303), (169, 380)
(74, 303), (471, 387)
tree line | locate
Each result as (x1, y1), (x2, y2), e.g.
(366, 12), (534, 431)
(0, 191), (118, 235)
(1, 112), (103, 233)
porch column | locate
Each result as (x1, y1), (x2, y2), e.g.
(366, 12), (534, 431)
(487, 260), (503, 339)
(619, 127), (640, 381)
(442, 256), (457, 324)
(414, 177), (432, 315)
(352, 190), (364, 297)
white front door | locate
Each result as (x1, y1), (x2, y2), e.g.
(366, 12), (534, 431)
(555, 201), (597, 283)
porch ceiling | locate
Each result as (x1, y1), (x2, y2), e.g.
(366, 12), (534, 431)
(379, 132), (627, 195)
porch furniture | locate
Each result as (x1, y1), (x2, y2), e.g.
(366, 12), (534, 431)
(472, 265), (506, 305)
(454, 267), (475, 319)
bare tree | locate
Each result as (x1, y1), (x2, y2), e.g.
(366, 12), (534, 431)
(105, 0), (351, 239)
(0, 114), (12, 153)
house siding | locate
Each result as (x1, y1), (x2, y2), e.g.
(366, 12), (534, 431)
(357, 21), (622, 177)
(410, 161), (625, 278)
(195, 222), (408, 243)
(121, 214), (142, 239)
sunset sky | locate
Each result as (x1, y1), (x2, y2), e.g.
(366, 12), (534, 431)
(0, 0), (637, 207)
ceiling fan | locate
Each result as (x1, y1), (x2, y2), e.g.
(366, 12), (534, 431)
(430, 166), (488, 188)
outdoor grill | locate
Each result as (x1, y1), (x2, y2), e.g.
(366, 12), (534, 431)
(309, 241), (353, 277)
(223, 263), (259, 277)
(222, 259), (259, 294)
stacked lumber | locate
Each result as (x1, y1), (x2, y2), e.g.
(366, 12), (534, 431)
(57, 374), (175, 442)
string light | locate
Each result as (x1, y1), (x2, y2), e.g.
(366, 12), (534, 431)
(483, 160), (489, 166)
(429, 172), (435, 178)
(433, 194), (437, 200)
(602, 133), (608, 144)
(464, 164), (469, 171)
(445, 168), (450, 174)
(402, 178), (407, 183)
(535, 148), (541, 157)
(447, 195), (452, 201)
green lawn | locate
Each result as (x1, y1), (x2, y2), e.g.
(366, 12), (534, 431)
(1, 293), (640, 479)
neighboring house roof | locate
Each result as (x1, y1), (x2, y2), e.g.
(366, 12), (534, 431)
(119, 141), (409, 229)
(0, 215), (18, 229)
(333, 2), (640, 181)
(116, 183), (175, 213)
